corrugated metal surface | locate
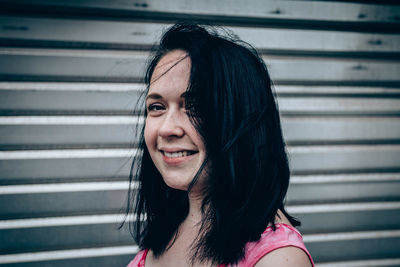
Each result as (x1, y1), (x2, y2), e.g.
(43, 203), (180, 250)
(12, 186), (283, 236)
(0, 0), (399, 266)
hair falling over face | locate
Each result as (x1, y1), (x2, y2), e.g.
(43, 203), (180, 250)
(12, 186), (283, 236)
(124, 23), (300, 265)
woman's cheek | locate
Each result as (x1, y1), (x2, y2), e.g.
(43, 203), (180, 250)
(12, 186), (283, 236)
(143, 120), (154, 148)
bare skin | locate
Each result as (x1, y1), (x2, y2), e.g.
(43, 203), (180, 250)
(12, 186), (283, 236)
(254, 246), (312, 267)
(145, 194), (210, 267)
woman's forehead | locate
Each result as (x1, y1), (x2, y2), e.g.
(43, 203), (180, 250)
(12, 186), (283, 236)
(149, 51), (191, 95)
(151, 50), (190, 80)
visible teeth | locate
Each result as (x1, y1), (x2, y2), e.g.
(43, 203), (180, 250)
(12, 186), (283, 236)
(164, 151), (190, 158)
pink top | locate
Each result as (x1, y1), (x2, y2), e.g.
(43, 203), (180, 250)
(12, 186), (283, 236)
(127, 223), (314, 267)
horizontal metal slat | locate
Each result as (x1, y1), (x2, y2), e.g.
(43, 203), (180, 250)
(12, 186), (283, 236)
(0, 118), (142, 148)
(0, 149), (137, 160)
(291, 203), (400, 234)
(0, 255), (135, 267)
(233, 27), (400, 55)
(305, 229), (400, 242)
(306, 231), (400, 262)
(0, 149), (134, 180)
(0, 214), (132, 229)
(274, 86), (400, 96)
(267, 59), (400, 85)
(282, 117), (400, 144)
(289, 144), (400, 173)
(1, 50), (399, 85)
(0, 189), (128, 219)
(298, 210), (400, 235)
(0, 50), (146, 82)
(1, 82), (399, 95)
(0, 90), (143, 115)
(0, 181), (131, 194)
(291, 173), (400, 184)
(289, 202), (400, 214)
(318, 258), (400, 267)
(277, 97), (400, 115)
(0, 16), (162, 49)
(0, 223), (134, 255)
(0, 82), (143, 91)
(1, 17), (399, 56)
(0, 245), (138, 264)
(1, 0), (399, 26)
(287, 178), (400, 204)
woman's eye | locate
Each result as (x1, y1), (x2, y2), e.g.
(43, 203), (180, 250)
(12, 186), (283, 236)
(147, 104), (164, 112)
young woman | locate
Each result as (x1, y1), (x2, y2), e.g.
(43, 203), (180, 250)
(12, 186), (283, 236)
(126, 23), (314, 267)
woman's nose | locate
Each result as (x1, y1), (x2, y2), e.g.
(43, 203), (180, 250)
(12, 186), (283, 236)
(158, 109), (184, 138)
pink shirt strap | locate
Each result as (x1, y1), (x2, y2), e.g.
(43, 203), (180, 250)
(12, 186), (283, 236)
(126, 249), (147, 267)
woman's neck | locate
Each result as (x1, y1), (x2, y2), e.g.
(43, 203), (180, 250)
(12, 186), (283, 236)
(186, 191), (204, 225)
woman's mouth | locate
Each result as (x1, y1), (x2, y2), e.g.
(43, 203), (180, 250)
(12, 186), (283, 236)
(163, 150), (196, 158)
(161, 150), (198, 164)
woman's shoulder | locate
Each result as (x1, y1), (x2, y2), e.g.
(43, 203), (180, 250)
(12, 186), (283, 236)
(238, 224), (314, 267)
(253, 244), (313, 267)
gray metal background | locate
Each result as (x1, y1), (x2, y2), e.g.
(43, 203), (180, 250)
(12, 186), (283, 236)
(0, 0), (400, 266)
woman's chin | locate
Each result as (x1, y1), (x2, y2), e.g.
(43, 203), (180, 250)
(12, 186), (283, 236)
(163, 177), (191, 191)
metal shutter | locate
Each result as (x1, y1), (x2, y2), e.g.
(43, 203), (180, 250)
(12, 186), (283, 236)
(0, 1), (399, 266)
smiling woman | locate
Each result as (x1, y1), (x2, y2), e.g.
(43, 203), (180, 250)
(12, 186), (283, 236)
(124, 23), (314, 267)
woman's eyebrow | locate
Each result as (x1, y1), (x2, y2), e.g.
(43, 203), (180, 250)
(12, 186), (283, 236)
(146, 92), (162, 101)
(146, 92), (186, 101)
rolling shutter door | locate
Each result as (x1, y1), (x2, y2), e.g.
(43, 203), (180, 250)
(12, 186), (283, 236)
(0, 1), (399, 266)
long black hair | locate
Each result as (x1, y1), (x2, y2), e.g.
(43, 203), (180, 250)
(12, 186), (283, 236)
(127, 23), (299, 265)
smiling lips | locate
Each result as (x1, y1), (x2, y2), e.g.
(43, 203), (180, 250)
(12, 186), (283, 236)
(160, 149), (198, 165)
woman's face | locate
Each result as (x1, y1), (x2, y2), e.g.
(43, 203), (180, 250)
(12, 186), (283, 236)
(144, 50), (207, 192)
